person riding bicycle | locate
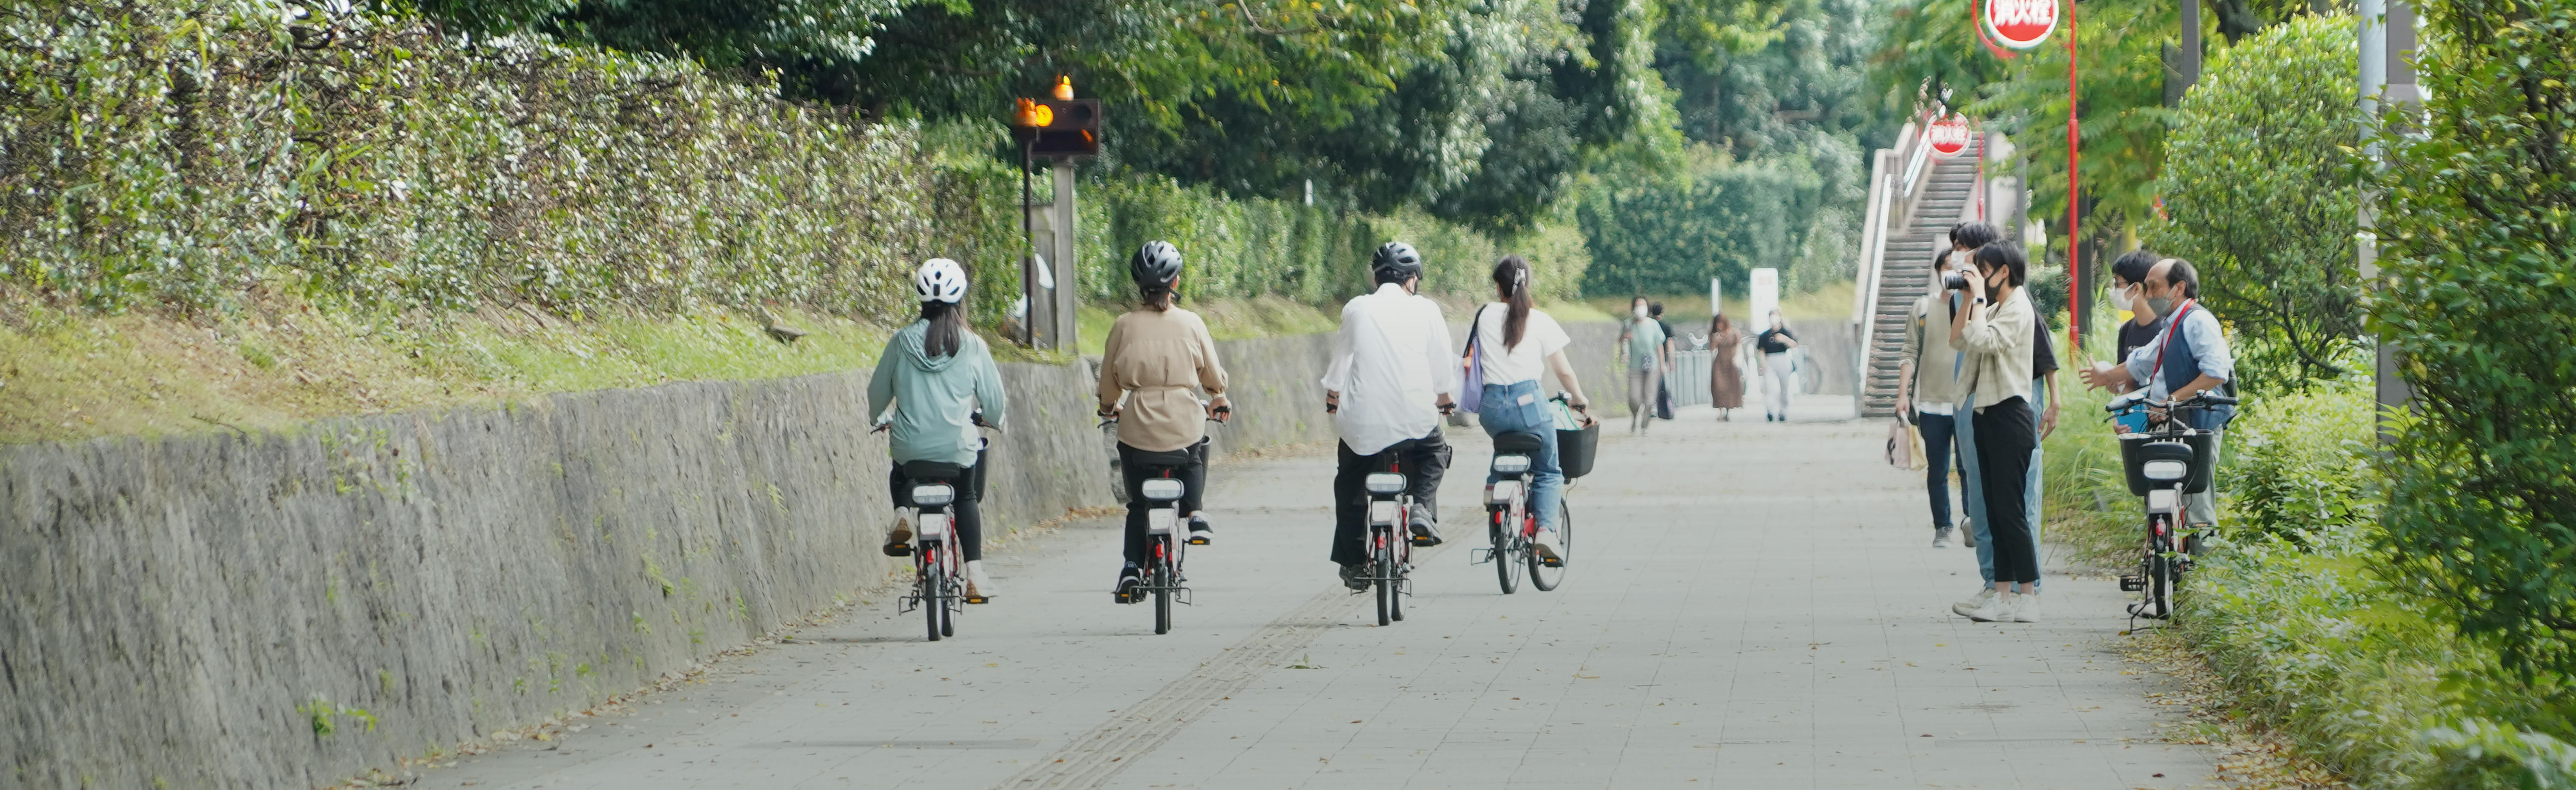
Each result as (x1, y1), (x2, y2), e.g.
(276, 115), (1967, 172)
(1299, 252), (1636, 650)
(2080, 257), (2235, 532)
(1472, 255), (1591, 565)
(1098, 240), (1232, 603)
(871, 258), (1009, 602)
(1323, 241), (1458, 590)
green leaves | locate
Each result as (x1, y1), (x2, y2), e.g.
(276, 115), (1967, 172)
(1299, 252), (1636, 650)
(2149, 14), (2364, 388)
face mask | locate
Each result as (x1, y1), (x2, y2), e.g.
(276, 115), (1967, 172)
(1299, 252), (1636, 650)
(2144, 296), (2175, 317)
(1634, 305), (1649, 318)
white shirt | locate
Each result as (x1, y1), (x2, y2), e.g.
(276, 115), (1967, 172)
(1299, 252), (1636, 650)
(1471, 303), (1571, 386)
(1322, 283), (1461, 455)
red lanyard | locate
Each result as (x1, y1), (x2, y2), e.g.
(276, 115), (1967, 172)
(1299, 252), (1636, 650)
(2150, 300), (2197, 384)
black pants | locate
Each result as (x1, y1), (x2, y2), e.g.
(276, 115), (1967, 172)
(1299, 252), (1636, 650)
(1917, 410), (1957, 530)
(1331, 431), (1450, 566)
(1973, 398), (2040, 584)
(887, 449), (988, 562)
(1118, 440), (1208, 565)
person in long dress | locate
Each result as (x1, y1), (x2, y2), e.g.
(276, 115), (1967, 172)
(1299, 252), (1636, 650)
(1706, 314), (1746, 419)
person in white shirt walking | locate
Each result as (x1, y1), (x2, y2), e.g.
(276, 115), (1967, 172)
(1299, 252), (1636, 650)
(1322, 242), (1461, 590)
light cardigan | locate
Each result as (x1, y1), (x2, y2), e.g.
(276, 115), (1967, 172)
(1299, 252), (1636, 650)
(1956, 286), (2035, 412)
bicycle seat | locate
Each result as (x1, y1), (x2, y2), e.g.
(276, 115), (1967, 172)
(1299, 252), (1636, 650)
(900, 460), (967, 483)
(1127, 448), (1194, 470)
(1491, 431), (1545, 453)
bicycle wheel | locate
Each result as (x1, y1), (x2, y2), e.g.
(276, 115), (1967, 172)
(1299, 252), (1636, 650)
(1373, 534), (1394, 627)
(921, 549), (944, 642)
(1529, 501), (1567, 592)
(1153, 545), (1174, 635)
(2147, 527), (2174, 619)
(1491, 508), (1520, 595)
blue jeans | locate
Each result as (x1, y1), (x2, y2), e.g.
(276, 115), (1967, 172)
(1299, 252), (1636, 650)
(1916, 410), (1957, 530)
(1479, 380), (1564, 532)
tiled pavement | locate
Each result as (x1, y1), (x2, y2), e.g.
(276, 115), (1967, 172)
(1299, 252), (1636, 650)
(414, 394), (2227, 790)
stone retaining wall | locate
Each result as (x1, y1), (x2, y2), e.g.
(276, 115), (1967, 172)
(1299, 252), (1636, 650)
(0, 322), (1624, 790)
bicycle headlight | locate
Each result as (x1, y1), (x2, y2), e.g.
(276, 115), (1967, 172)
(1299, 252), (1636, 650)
(1490, 454), (1531, 475)
(1139, 478), (1186, 501)
(910, 484), (955, 507)
(2141, 460), (2190, 481)
(1364, 473), (1407, 495)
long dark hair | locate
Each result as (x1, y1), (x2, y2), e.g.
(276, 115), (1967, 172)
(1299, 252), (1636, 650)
(1710, 313), (1732, 337)
(1491, 255), (1534, 349)
(920, 300), (966, 358)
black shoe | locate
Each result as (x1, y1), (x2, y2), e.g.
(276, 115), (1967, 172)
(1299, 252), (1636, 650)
(1187, 514), (1213, 546)
(1113, 564), (1144, 604)
(1339, 563), (1370, 591)
(1407, 504), (1443, 547)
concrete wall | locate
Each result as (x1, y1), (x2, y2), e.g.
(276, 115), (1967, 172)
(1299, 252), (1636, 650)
(0, 321), (1628, 790)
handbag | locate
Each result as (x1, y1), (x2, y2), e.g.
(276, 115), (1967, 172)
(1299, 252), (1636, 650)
(1886, 418), (1916, 469)
(1458, 304), (1492, 413)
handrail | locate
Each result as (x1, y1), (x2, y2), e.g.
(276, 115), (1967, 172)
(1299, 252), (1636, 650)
(1899, 122), (1935, 198)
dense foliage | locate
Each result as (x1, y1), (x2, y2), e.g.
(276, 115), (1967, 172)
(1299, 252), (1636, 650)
(2372, 0), (2576, 694)
(1574, 145), (1859, 296)
(2152, 17), (2364, 387)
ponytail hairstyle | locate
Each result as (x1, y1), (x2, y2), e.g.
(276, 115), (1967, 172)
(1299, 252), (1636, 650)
(919, 300), (965, 358)
(1491, 255), (1534, 350)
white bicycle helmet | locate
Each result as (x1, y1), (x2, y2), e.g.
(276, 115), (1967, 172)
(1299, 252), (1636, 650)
(914, 258), (967, 304)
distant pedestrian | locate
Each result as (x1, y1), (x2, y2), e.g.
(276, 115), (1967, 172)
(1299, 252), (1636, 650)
(1650, 301), (1677, 420)
(1707, 314), (1746, 419)
(1617, 296), (1670, 434)
(1755, 310), (1799, 422)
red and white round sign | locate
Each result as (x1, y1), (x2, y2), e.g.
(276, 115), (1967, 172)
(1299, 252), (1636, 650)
(1983, 0), (2058, 50)
(1928, 114), (1974, 158)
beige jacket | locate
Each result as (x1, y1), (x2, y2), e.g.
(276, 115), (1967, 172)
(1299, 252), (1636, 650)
(1099, 308), (1229, 452)
(1956, 286), (2035, 411)
(1901, 292), (1969, 407)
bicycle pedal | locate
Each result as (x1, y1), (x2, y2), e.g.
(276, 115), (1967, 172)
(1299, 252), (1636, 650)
(883, 544), (913, 557)
(2118, 575), (2145, 592)
(964, 595), (989, 605)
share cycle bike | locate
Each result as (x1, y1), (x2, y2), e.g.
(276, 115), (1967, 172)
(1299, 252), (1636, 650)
(2106, 390), (2237, 622)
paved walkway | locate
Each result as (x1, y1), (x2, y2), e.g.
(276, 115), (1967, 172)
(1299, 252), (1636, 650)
(414, 394), (2225, 789)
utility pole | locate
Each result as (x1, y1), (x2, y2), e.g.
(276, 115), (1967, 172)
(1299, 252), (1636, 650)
(2360, 0), (2417, 439)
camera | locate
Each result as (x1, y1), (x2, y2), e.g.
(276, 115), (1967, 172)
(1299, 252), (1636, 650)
(1942, 270), (1971, 290)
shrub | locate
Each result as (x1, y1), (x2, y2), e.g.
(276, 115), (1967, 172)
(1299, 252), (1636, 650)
(2151, 15), (2366, 388)
(2373, 0), (2576, 692)
(2222, 370), (2379, 546)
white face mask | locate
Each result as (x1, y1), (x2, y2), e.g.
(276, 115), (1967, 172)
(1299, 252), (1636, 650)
(1634, 305), (1649, 319)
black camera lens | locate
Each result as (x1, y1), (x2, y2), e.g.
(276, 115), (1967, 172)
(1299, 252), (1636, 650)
(1942, 271), (1969, 290)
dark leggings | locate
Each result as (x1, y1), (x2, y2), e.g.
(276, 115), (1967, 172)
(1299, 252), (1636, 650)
(1119, 440), (1208, 565)
(1974, 398), (2040, 584)
(887, 449), (987, 562)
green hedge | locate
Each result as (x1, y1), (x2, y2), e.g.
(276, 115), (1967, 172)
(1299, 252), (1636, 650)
(1, 1), (1568, 333)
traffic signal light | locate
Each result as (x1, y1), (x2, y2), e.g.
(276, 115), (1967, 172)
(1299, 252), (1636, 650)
(1011, 78), (1100, 158)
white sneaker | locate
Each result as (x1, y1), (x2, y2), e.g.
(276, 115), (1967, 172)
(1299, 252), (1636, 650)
(1951, 587), (1996, 617)
(1932, 528), (1954, 548)
(2010, 591), (2042, 623)
(964, 560), (995, 602)
(1532, 531), (1565, 566)
(1966, 591), (2015, 622)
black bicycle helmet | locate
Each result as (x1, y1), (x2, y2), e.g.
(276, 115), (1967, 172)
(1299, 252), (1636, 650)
(1370, 241), (1423, 284)
(1130, 240), (1183, 295)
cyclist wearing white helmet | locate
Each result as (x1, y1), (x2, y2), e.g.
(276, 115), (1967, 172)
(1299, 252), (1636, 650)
(869, 258), (1009, 601)
(1098, 240), (1232, 603)
(1321, 241), (1459, 590)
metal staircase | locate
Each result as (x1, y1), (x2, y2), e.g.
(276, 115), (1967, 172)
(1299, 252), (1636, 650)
(1853, 129), (1987, 419)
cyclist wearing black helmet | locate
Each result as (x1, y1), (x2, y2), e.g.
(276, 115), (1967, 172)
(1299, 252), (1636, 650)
(1098, 240), (1232, 602)
(1321, 241), (1459, 590)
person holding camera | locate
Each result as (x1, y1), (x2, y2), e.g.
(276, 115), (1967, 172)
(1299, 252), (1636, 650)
(1949, 242), (2043, 623)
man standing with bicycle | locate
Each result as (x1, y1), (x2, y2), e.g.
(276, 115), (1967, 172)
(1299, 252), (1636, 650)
(1322, 242), (1460, 591)
(2081, 258), (2236, 534)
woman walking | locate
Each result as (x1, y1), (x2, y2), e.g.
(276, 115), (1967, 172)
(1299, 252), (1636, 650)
(1471, 255), (1590, 564)
(1707, 314), (1746, 419)
(1616, 296), (1669, 434)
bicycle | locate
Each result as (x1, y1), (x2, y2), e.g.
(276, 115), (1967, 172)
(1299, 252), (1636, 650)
(882, 412), (993, 641)
(1102, 408), (1228, 635)
(893, 459), (969, 641)
(2106, 390), (2237, 622)
(1476, 399), (1583, 593)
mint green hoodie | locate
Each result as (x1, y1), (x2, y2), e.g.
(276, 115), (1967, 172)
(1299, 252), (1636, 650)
(866, 321), (1008, 466)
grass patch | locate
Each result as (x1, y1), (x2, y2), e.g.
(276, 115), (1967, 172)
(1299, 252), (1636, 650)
(0, 292), (897, 446)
